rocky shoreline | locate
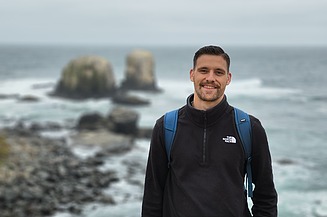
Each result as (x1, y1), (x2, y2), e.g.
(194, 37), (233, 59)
(0, 51), (158, 217)
(0, 117), (149, 217)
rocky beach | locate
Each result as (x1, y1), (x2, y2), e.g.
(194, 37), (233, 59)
(0, 107), (152, 217)
(0, 49), (157, 217)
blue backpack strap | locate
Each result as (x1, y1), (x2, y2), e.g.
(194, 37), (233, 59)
(234, 107), (253, 197)
(164, 109), (179, 167)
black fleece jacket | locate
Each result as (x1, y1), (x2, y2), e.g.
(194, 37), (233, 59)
(142, 94), (277, 217)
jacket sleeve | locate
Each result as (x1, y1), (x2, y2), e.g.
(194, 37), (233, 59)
(141, 118), (169, 217)
(250, 116), (278, 217)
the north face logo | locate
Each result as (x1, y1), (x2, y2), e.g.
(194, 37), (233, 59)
(223, 136), (236, 144)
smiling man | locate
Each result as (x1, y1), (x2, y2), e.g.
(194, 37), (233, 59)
(142, 45), (278, 217)
(190, 51), (231, 110)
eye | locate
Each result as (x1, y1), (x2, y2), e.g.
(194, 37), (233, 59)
(215, 70), (225, 75)
(198, 68), (208, 74)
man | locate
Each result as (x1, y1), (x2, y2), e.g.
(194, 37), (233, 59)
(142, 45), (278, 217)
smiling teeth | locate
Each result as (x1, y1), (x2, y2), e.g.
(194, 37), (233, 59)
(204, 85), (215, 89)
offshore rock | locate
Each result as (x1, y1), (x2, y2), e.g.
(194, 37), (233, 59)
(76, 109), (152, 139)
(77, 112), (106, 130)
(112, 91), (150, 106)
(29, 121), (63, 132)
(53, 56), (116, 99)
(18, 95), (40, 102)
(107, 107), (139, 135)
(120, 50), (160, 91)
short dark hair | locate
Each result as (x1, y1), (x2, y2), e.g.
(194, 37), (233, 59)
(193, 45), (230, 71)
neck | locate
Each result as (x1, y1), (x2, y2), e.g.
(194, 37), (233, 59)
(192, 95), (225, 111)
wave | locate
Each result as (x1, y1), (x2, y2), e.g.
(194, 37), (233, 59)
(0, 77), (303, 128)
(0, 78), (111, 127)
(0, 77), (300, 101)
(0, 78), (56, 98)
(226, 78), (301, 99)
(157, 77), (301, 100)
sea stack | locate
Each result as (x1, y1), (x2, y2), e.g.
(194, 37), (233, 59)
(120, 50), (159, 91)
(53, 56), (116, 99)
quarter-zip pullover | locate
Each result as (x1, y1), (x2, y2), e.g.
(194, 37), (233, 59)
(142, 94), (277, 217)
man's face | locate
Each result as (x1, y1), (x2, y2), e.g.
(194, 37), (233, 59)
(190, 54), (231, 107)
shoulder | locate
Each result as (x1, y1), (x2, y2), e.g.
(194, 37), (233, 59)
(161, 106), (186, 121)
(234, 109), (268, 143)
(154, 115), (164, 132)
(232, 107), (265, 132)
(155, 106), (186, 130)
(249, 115), (266, 135)
(248, 115), (270, 155)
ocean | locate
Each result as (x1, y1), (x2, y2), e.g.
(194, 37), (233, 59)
(0, 45), (326, 217)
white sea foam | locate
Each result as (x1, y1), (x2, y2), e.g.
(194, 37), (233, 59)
(0, 77), (300, 104)
(0, 78), (54, 98)
(157, 77), (300, 101)
(227, 78), (300, 99)
(277, 191), (327, 217)
(0, 78), (112, 127)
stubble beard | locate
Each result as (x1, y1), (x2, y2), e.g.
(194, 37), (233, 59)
(195, 82), (223, 102)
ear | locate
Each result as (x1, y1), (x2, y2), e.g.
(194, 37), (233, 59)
(190, 69), (194, 82)
(226, 72), (232, 85)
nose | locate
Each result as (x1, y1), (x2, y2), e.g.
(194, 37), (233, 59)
(206, 71), (215, 82)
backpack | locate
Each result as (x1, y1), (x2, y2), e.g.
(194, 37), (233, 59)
(163, 107), (253, 197)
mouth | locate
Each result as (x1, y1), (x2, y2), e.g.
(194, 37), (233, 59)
(201, 84), (217, 89)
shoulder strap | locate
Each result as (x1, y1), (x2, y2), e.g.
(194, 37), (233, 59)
(164, 109), (179, 167)
(234, 107), (253, 197)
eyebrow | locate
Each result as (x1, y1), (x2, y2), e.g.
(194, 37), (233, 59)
(197, 66), (216, 69)
(197, 66), (226, 72)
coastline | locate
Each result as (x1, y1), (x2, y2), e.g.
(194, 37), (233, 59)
(0, 120), (147, 217)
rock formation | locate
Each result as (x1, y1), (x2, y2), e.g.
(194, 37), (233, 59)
(112, 91), (150, 106)
(120, 50), (159, 91)
(76, 112), (106, 130)
(107, 107), (139, 135)
(0, 128), (117, 217)
(76, 108), (152, 138)
(53, 56), (116, 99)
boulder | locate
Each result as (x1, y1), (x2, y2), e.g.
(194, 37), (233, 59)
(29, 122), (62, 132)
(18, 95), (40, 102)
(76, 112), (105, 130)
(53, 56), (116, 99)
(112, 91), (150, 106)
(74, 110), (151, 139)
(70, 129), (134, 154)
(107, 107), (139, 135)
(120, 50), (159, 91)
(136, 127), (153, 139)
(276, 158), (296, 165)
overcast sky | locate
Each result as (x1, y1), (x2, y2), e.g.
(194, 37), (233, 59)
(1, 0), (326, 46)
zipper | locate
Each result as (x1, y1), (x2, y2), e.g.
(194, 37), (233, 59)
(202, 112), (207, 164)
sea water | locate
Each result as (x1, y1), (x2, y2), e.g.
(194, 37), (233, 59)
(0, 45), (326, 217)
